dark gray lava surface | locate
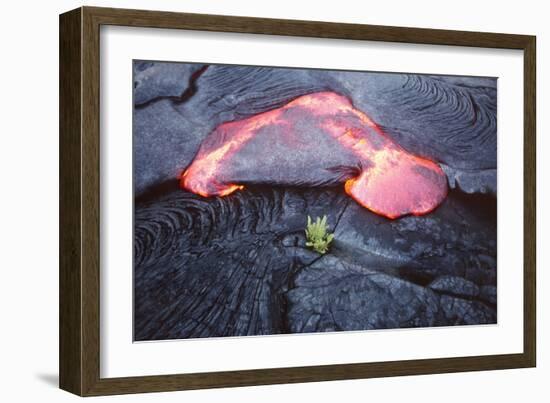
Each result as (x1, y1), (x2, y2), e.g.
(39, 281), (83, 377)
(133, 61), (497, 340)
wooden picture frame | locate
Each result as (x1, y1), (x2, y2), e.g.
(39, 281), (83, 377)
(59, 6), (536, 396)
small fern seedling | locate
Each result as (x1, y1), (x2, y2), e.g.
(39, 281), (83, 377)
(305, 215), (334, 254)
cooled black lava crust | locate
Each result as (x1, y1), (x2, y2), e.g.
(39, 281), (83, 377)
(133, 62), (497, 340)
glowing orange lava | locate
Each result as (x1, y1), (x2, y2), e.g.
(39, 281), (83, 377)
(180, 106), (285, 197)
(180, 92), (448, 219)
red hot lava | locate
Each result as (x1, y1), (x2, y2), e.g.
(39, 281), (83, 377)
(180, 92), (448, 219)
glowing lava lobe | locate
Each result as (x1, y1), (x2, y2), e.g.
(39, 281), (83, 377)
(181, 91), (448, 219)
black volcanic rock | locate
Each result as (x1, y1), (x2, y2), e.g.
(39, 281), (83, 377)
(315, 72), (497, 171)
(442, 164), (497, 195)
(132, 62), (497, 340)
(133, 65), (330, 194)
(134, 186), (496, 340)
(134, 187), (351, 340)
(286, 255), (494, 332)
(133, 61), (206, 106)
(180, 91), (448, 219)
(133, 63), (497, 195)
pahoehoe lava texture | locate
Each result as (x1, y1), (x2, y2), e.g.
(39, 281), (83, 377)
(133, 63), (497, 195)
(133, 62), (497, 340)
(181, 91), (448, 219)
(135, 185), (496, 340)
(135, 186), (350, 339)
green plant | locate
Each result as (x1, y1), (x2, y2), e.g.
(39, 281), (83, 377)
(305, 215), (334, 254)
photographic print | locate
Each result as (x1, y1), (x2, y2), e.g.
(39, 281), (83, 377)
(133, 61), (497, 341)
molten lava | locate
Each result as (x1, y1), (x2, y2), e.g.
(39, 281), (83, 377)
(180, 92), (448, 219)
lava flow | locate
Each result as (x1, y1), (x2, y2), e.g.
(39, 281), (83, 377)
(180, 91), (448, 219)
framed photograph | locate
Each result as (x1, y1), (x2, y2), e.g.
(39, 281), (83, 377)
(59, 6), (536, 396)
